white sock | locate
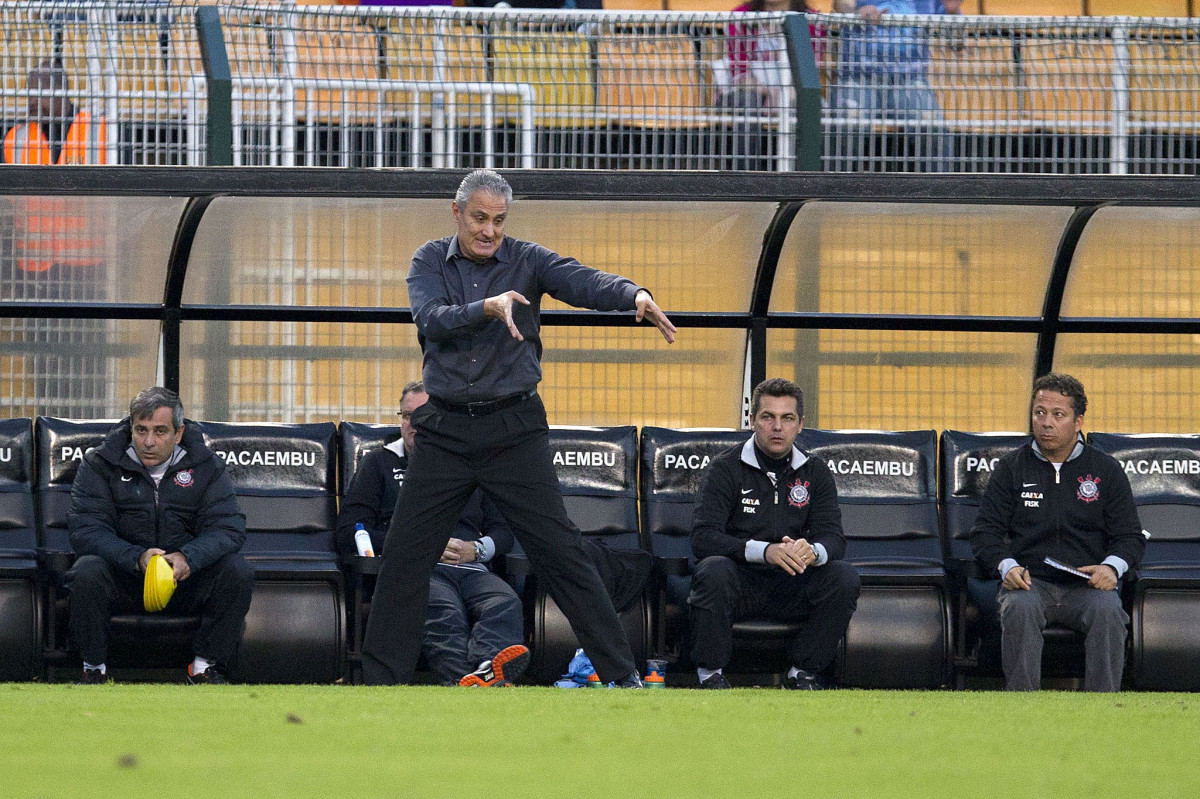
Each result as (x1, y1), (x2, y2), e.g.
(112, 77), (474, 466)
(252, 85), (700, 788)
(192, 656), (214, 675)
(788, 666), (801, 680)
(697, 667), (722, 682)
(83, 661), (106, 675)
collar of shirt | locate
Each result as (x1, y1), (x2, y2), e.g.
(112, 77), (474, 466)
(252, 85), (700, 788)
(445, 235), (512, 266)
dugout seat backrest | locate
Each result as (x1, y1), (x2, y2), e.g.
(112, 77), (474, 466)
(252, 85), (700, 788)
(34, 417), (120, 554)
(550, 425), (640, 550)
(938, 430), (1029, 564)
(639, 427), (749, 567)
(796, 427), (950, 688)
(198, 421), (344, 683)
(199, 421), (339, 563)
(337, 421), (403, 499)
(798, 428), (943, 578)
(0, 419), (36, 561)
(524, 426), (648, 683)
(1086, 432), (1200, 691)
(0, 418), (39, 680)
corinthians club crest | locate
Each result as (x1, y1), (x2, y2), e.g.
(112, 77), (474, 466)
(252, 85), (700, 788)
(788, 479), (811, 509)
(174, 469), (194, 488)
(1077, 474), (1100, 503)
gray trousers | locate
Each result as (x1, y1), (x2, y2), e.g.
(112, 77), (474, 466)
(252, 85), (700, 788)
(996, 580), (1129, 692)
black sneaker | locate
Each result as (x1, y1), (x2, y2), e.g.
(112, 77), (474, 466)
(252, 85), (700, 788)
(783, 669), (829, 690)
(699, 672), (732, 690)
(77, 666), (108, 685)
(614, 671), (643, 689)
(459, 644), (530, 687)
(187, 664), (229, 685)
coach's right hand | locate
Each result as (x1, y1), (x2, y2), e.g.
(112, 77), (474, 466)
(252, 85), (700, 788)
(484, 290), (530, 341)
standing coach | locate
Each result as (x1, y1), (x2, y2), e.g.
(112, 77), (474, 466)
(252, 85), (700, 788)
(362, 169), (676, 687)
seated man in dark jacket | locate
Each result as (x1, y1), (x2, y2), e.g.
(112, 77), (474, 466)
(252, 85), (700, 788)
(337, 380), (529, 687)
(689, 377), (860, 689)
(68, 386), (253, 685)
(970, 373), (1145, 692)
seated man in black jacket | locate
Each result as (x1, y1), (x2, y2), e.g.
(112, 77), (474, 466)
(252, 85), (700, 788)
(67, 386), (253, 684)
(689, 378), (860, 689)
(337, 381), (528, 687)
(971, 373), (1145, 692)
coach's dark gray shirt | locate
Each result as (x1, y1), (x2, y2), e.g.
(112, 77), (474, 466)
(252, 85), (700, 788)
(407, 235), (642, 404)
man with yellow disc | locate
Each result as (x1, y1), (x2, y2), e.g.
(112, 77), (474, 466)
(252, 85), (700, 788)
(67, 387), (253, 684)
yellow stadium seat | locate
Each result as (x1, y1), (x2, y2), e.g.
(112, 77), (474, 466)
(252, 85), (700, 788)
(1128, 38), (1200, 128)
(930, 37), (1021, 132)
(1088, 0), (1190, 15)
(382, 18), (488, 125)
(492, 32), (597, 129)
(597, 35), (708, 129)
(293, 26), (383, 123)
(980, 0), (1084, 14)
(1022, 40), (1113, 134)
(603, 0), (668, 9)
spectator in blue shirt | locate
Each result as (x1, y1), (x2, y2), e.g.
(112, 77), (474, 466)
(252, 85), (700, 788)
(831, 0), (961, 171)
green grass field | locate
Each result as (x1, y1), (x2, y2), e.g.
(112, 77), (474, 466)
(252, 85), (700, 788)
(2, 684), (1195, 798)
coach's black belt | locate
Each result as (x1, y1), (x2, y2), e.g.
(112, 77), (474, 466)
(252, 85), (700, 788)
(429, 389), (536, 417)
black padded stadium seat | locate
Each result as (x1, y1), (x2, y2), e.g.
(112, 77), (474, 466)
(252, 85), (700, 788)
(34, 417), (152, 679)
(638, 427), (782, 677)
(522, 425), (652, 684)
(1088, 432), (1200, 691)
(798, 428), (950, 688)
(199, 421), (345, 683)
(337, 421), (402, 500)
(335, 420), (401, 682)
(0, 419), (40, 680)
(940, 430), (1085, 684)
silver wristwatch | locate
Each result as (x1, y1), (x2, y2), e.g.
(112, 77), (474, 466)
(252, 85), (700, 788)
(473, 539), (487, 563)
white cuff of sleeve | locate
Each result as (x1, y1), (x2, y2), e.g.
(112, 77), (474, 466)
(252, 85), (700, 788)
(478, 536), (496, 563)
(998, 558), (1020, 580)
(1102, 555), (1128, 579)
(745, 540), (769, 564)
(811, 543), (828, 567)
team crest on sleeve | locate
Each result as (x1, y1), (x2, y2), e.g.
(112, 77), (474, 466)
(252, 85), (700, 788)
(1076, 474), (1100, 503)
(788, 479), (811, 509)
(173, 469), (194, 488)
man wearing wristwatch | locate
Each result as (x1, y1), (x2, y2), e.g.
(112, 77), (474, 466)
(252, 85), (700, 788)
(337, 380), (528, 687)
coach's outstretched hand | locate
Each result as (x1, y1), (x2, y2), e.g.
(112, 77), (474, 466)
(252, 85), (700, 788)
(635, 289), (677, 344)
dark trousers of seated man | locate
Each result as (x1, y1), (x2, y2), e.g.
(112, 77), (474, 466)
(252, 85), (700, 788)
(997, 579), (1128, 692)
(688, 556), (861, 674)
(363, 395), (637, 685)
(424, 564), (524, 686)
(67, 553), (254, 668)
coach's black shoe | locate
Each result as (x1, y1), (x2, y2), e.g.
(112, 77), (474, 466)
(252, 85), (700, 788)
(699, 672), (732, 690)
(783, 669), (829, 690)
(614, 671), (643, 689)
(77, 666), (108, 685)
(460, 644), (530, 687)
(188, 665), (229, 685)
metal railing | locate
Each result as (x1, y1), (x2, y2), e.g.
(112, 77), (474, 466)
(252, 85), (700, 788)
(1, 4), (1200, 174)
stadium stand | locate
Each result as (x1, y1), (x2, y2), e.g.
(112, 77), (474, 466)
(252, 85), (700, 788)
(0, 418), (40, 681)
(1088, 432), (1200, 691)
(797, 428), (951, 688)
(197, 421), (345, 683)
(938, 430), (1089, 686)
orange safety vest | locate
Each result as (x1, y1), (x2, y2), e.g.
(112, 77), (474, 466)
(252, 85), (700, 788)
(3, 111), (107, 272)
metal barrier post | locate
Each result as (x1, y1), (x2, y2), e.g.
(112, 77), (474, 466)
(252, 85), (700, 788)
(196, 6), (233, 166)
(785, 12), (822, 172)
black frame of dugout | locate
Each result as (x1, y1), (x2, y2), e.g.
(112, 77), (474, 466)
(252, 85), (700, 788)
(2, 167), (1199, 397)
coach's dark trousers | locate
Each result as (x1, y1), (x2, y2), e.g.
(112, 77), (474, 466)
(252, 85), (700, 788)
(362, 392), (637, 685)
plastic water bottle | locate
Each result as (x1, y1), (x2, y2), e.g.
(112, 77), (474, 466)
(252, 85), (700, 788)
(354, 523), (375, 557)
